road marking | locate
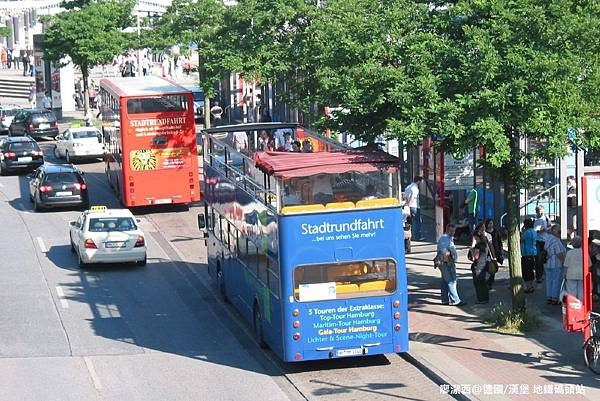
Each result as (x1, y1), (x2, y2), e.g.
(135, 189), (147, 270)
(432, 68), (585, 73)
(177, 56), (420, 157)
(56, 286), (69, 309)
(36, 237), (47, 252)
(0, 182), (3, 187)
(84, 357), (103, 390)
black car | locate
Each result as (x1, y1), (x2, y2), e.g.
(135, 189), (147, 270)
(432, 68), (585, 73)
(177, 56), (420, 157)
(0, 136), (44, 175)
(9, 109), (59, 138)
(29, 165), (89, 212)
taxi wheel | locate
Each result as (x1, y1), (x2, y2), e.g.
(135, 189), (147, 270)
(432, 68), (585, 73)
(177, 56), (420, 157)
(136, 256), (147, 267)
(0, 163), (4, 176)
(54, 146), (60, 159)
(69, 235), (76, 254)
(65, 151), (71, 164)
(78, 253), (86, 269)
(33, 200), (43, 212)
(253, 305), (268, 349)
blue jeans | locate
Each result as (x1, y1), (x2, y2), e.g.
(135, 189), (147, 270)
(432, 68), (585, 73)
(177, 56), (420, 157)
(410, 207), (421, 239)
(440, 264), (461, 304)
(545, 267), (563, 301)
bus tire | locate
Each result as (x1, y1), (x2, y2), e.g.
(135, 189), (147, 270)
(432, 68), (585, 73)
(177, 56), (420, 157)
(216, 263), (228, 302)
(253, 304), (268, 349)
(404, 238), (411, 254)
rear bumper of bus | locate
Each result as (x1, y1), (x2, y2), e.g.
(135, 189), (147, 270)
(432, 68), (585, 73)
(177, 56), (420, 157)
(285, 342), (407, 362)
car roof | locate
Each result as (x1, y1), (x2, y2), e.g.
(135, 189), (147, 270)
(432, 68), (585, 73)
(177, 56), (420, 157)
(0, 105), (19, 110)
(84, 209), (135, 219)
(66, 127), (100, 132)
(4, 136), (35, 142)
(21, 109), (55, 114)
(40, 164), (81, 173)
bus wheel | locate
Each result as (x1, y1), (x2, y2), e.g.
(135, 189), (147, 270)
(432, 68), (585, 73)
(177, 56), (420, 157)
(253, 305), (268, 349)
(217, 265), (229, 302)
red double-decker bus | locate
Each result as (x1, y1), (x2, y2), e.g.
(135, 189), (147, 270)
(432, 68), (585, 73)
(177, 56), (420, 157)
(99, 77), (200, 206)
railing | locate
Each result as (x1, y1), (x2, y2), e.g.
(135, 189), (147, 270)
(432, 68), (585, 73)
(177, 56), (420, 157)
(500, 183), (560, 227)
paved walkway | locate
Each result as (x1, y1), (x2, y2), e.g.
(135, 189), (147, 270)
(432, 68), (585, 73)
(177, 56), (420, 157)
(406, 241), (600, 400)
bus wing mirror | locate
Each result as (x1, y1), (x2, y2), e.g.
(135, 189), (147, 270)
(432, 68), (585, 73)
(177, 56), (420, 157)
(197, 213), (206, 230)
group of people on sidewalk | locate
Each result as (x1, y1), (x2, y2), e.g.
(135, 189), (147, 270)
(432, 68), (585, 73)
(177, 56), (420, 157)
(435, 204), (600, 307)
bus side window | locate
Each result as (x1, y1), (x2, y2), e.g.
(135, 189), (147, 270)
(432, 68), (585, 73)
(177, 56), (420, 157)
(228, 223), (237, 255)
(246, 240), (258, 276)
(258, 249), (269, 284)
(214, 214), (222, 242)
(268, 259), (280, 298)
(238, 236), (248, 265)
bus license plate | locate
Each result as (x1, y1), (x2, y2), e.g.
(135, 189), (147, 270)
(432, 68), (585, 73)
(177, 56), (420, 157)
(56, 191), (72, 196)
(154, 198), (172, 204)
(106, 241), (126, 248)
(336, 348), (365, 357)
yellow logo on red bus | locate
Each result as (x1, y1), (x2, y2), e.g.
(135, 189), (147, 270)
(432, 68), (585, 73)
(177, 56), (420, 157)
(129, 148), (192, 171)
(130, 149), (158, 171)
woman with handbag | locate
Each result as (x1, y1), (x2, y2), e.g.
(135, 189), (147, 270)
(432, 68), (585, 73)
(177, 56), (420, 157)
(471, 222), (491, 304)
(485, 219), (503, 289)
(521, 218), (538, 293)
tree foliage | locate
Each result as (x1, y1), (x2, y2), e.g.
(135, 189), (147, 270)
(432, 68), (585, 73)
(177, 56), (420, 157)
(0, 26), (11, 38)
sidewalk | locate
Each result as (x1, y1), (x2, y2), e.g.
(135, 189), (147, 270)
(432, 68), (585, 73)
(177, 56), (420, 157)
(406, 241), (600, 400)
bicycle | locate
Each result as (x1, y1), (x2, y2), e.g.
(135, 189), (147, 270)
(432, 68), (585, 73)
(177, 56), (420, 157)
(583, 311), (600, 374)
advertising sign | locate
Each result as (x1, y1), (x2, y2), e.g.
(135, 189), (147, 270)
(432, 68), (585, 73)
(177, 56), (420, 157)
(444, 152), (474, 190)
(588, 176), (600, 230)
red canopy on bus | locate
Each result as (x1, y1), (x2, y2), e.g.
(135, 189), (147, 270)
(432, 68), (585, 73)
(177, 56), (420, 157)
(253, 148), (399, 179)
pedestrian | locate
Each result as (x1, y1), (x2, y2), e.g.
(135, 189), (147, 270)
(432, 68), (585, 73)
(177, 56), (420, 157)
(544, 224), (566, 305)
(567, 175), (577, 235)
(563, 236), (583, 301)
(1, 46), (7, 69)
(437, 224), (467, 306)
(41, 91), (52, 109)
(464, 186), (479, 235)
(533, 205), (550, 283)
(28, 53), (34, 77)
(12, 49), (19, 70)
(28, 84), (36, 109)
(520, 218), (538, 293)
(404, 176), (423, 240)
(591, 237), (600, 302)
(22, 52), (29, 76)
(470, 222), (490, 304)
(485, 219), (503, 289)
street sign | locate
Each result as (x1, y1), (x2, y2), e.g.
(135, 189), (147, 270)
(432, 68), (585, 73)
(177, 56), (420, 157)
(444, 153), (474, 190)
(587, 176), (600, 230)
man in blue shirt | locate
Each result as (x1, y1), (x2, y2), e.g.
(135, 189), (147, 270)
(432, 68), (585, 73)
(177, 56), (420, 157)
(437, 224), (466, 306)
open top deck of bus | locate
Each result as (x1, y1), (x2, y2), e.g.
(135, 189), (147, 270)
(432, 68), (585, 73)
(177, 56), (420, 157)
(201, 123), (401, 215)
(99, 76), (191, 98)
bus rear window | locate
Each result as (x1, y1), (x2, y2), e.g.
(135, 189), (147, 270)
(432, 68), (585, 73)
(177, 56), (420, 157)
(293, 259), (397, 301)
(127, 95), (188, 114)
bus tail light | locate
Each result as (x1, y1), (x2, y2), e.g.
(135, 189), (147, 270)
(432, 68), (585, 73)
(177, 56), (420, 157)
(294, 353), (302, 361)
(293, 333), (300, 341)
(134, 236), (145, 247)
(394, 312), (400, 320)
(292, 309), (299, 317)
(393, 300), (400, 308)
(84, 239), (97, 249)
(394, 324), (401, 332)
(293, 321), (300, 329)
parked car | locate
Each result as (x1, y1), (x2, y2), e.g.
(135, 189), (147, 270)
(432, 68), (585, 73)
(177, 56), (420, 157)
(0, 136), (44, 175)
(9, 109), (59, 138)
(54, 127), (104, 163)
(185, 86), (205, 123)
(28, 164), (89, 211)
(69, 206), (147, 268)
(0, 105), (20, 134)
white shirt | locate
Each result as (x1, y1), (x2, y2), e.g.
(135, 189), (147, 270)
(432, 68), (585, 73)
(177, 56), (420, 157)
(533, 215), (549, 232)
(232, 131), (248, 151)
(404, 182), (419, 208)
(273, 128), (293, 149)
(564, 248), (583, 280)
(41, 96), (51, 109)
(544, 235), (566, 270)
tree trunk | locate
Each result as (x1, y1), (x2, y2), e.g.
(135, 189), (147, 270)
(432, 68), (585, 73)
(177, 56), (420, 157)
(505, 139), (526, 312)
(82, 64), (89, 116)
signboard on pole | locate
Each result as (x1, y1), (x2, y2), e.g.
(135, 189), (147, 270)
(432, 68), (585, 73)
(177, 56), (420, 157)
(444, 153), (474, 190)
(587, 176), (600, 231)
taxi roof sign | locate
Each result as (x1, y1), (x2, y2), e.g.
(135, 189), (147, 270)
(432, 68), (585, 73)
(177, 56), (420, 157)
(90, 206), (108, 212)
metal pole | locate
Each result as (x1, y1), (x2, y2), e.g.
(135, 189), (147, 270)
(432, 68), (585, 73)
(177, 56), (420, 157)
(581, 176), (591, 341)
(136, 14), (141, 77)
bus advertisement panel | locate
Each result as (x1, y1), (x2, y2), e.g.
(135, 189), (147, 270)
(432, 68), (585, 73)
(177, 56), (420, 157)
(101, 77), (199, 207)
(279, 207), (408, 362)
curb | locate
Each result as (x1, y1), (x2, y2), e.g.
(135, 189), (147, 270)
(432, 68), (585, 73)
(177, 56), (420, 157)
(400, 352), (473, 401)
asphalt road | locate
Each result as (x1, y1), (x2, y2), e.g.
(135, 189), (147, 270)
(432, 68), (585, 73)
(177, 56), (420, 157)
(0, 137), (452, 401)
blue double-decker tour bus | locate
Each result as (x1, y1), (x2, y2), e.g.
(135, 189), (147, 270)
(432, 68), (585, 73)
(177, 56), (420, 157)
(198, 123), (408, 362)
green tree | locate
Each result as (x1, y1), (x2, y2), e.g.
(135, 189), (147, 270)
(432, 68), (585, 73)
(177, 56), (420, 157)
(43, 0), (134, 114)
(0, 26), (11, 38)
(151, 0), (225, 127)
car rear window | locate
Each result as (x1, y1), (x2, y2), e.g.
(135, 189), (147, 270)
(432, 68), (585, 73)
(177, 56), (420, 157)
(73, 130), (101, 140)
(8, 142), (38, 151)
(31, 112), (57, 122)
(43, 172), (81, 184)
(88, 217), (137, 232)
(3, 109), (18, 117)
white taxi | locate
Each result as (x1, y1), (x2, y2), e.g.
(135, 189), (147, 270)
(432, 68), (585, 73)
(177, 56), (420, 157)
(69, 206), (147, 267)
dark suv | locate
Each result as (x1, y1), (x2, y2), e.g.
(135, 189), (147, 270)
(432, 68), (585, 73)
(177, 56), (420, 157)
(29, 165), (89, 212)
(9, 109), (59, 138)
(0, 136), (44, 175)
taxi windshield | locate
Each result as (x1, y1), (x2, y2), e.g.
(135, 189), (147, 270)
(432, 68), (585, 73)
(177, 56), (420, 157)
(88, 217), (137, 232)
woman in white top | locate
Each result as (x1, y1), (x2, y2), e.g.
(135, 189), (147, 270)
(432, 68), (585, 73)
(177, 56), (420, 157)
(563, 236), (583, 300)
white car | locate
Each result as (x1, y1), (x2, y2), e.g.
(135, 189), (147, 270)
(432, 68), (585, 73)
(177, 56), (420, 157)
(69, 206), (147, 267)
(54, 127), (105, 163)
(0, 106), (19, 134)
